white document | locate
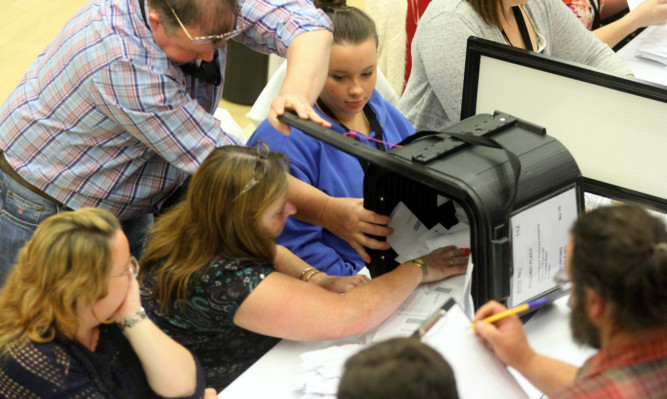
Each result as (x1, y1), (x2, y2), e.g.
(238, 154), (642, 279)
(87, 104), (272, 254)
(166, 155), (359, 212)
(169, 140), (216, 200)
(367, 256), (475, 343)
(510, 188), (578, 306)
(296, 344), (365, 398)
(420, 302), (529, 399)
(386, 202), (429, 256)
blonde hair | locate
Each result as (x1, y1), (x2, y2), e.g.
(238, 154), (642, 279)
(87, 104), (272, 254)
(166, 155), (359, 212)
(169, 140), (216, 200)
(0, 208), (120, 357)
(141, 145), (289, 312)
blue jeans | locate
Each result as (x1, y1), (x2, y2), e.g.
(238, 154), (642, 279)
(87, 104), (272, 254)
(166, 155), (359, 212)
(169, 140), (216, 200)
(0, 167), (153, 287)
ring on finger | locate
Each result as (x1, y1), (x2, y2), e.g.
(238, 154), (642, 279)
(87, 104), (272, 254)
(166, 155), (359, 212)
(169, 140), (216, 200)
(450, 258), (454, 267)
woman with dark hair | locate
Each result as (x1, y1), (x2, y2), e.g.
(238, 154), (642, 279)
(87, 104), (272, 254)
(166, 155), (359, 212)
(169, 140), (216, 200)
(399, 0), (632, 133)
(140, 145), (469, 391)
(0, 208), (213, 398)
(247, 0), (440, 276)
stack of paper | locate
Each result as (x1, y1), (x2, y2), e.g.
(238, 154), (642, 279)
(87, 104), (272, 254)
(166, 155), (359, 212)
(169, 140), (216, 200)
(635, 25), (667, 66)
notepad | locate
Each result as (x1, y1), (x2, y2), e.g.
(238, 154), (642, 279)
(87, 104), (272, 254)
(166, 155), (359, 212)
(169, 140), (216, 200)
(419, 299), (529, 399)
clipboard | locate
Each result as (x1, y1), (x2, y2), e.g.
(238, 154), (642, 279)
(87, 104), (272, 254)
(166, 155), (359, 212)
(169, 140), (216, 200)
(413, 299), (530, 399)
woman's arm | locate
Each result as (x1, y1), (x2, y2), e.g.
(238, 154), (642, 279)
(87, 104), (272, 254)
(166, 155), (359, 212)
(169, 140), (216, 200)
(288, 176), (393, 263)
(594, 0), (667, 47)
(114, 274), (201, 397)
(234, 246), (469, 341)
(274, 245), (369, 293)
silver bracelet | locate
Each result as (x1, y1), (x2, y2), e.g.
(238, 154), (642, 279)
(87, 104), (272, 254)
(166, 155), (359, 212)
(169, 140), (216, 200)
(117, 307), (147, 330)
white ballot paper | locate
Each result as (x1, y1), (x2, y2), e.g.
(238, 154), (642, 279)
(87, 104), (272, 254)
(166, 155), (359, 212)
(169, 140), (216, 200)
(369, 201), (474, 342)
(420, 300), (529, 399)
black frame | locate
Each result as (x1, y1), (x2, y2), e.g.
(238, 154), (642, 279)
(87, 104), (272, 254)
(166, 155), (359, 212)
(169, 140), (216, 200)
(461, 36), (667, 213)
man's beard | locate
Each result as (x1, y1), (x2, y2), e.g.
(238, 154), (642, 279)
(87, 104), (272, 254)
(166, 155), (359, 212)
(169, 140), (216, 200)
(570, 292), (602, 349)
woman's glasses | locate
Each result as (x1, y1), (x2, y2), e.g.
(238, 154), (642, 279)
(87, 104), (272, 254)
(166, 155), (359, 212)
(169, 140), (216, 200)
(233, 140), (270, 201)
(167, 1), (247, 44)
(113, 256), (140, 279)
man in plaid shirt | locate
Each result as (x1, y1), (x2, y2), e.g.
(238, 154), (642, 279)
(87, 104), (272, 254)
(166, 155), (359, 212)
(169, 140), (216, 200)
(0, 0), (394, 282)
(473, 205), (666, 398)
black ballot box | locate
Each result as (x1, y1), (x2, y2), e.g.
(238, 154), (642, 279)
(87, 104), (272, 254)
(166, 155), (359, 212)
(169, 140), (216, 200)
(279, 111), (582, 309)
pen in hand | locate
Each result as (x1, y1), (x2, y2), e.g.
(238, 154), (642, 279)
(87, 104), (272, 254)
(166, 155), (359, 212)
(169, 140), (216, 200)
(468, 297), (549, 329)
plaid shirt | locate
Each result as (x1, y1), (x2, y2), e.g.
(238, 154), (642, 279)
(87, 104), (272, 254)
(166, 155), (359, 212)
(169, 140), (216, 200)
(0, 0), (330, 219)
(551, 335), (667, 399)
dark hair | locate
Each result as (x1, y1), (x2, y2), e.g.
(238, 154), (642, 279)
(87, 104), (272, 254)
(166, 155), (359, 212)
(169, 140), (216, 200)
(149, 0), (238, 38)
(337, 337), (459, 399)
(570, 205), (667, 331)
(313, 0), (379, 47)
(467, 0), (503, 28)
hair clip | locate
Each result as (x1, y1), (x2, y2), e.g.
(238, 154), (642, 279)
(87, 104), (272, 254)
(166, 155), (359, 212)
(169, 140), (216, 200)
(654, 242), (667, 252)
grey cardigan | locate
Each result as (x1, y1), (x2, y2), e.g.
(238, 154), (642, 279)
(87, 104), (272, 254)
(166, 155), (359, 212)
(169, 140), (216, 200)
(399, 0), (632, 132)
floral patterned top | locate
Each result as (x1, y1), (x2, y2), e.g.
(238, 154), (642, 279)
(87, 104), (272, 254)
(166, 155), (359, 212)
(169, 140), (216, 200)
(562, 0), (605, 30)
(141, 257), (279, 391)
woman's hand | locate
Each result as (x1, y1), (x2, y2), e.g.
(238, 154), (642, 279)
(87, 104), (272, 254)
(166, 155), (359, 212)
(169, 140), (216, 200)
(419, 245), (470, 282)
(628, 0), (667, 28)
(204, 388), (218, 399)
(311, 273), (371, 293)
(113, 268), (143, 323)
(321, 197), (393, 262)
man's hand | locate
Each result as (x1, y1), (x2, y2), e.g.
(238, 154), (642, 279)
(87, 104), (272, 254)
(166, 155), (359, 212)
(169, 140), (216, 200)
(322, 197), (393, 262)
(472, 300), (535, 371)
(268, 95), (331, 135)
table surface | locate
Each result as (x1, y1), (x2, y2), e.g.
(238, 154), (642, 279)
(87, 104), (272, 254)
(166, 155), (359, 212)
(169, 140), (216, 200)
(218, 295), (595, 399)
(616, 26), (667, 87)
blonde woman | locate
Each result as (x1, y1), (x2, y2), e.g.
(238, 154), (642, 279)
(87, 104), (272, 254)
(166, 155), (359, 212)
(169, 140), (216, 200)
(140, 145), (469, 390)
(0, 208), (215, 398)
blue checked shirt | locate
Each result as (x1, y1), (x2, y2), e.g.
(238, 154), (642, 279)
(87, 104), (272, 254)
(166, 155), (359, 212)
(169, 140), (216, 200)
(0, 0), (331, 219)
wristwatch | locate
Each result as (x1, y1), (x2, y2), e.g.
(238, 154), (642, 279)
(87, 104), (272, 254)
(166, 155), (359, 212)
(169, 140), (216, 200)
(117, 307), (147, 330)
(411, 258), (428, 282)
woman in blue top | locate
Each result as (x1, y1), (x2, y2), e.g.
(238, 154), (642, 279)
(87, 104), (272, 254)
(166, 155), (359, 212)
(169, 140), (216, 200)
(247, 0), (414, 276)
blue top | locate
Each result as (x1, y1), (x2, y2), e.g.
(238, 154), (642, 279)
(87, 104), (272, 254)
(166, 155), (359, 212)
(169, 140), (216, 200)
(247, 90), (414, 275)
(0, 324), (206, 398)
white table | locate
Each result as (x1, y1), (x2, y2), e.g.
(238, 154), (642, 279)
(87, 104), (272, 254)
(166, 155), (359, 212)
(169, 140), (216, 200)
(218, 295), (595, 398)
(616, 26), (667, 87)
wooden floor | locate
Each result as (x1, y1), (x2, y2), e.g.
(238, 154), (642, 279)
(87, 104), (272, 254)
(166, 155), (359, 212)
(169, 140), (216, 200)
(1, 0), (368, 132)
(0, 0), (251, 130)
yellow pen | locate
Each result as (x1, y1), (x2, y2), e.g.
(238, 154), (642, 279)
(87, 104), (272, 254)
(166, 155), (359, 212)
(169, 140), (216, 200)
(468, 297), (549, 328)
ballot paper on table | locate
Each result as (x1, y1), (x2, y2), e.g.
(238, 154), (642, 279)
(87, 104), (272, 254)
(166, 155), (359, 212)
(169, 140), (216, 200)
(296, 344), (365, 398)
(634, 25), (667, 66)
(368, 201), (474, 343)
(419, 299), (530, 399)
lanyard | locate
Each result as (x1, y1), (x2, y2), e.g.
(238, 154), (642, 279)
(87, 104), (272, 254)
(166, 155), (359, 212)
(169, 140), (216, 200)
(589, 0), (601, 30)
(316, 98), (386, 172)
(501, 6), (534, 51)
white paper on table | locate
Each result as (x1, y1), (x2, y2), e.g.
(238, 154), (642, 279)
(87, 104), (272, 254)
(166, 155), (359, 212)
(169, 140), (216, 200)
(367, 255), (475, 343)
(386, 202), (428, 256)
(296, 344), (365, 398)
(420, 302), (530, 399)
(635, 25), (667, 66)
